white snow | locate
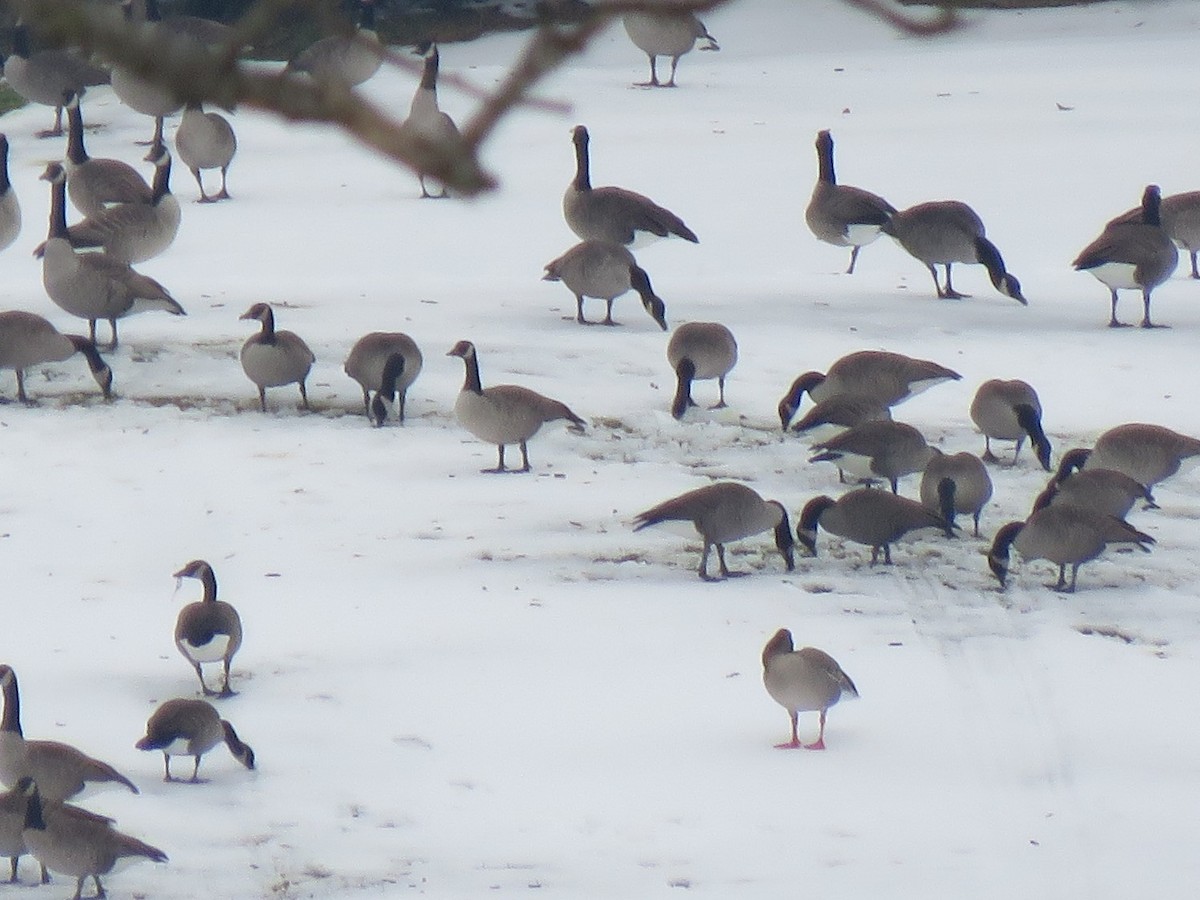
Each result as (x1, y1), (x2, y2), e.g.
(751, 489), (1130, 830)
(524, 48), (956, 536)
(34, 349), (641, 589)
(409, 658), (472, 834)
(2, 1), (1200, 897)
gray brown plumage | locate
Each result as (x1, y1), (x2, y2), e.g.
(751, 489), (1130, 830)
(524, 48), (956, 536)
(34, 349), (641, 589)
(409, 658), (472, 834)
(173, 560), (243, 697)
(1063, 423), (1200, 490)
(805, 130), (896, 274)
(542, 240), (668, 329)
(174, 101), (237, 202)
(0, 782), (44, 884)
(797, 488), (951, 565)
(400, 44), (460, 199)
(62, 92), (153, 218)
(0, 135), (20, 254)
(809, 420), (936, 494)
(0, 311), (112, 402)
(136, 699), (255, 782)
(761, 629), (858, 750)
(1033, 467), (1155, 521)
(285, 0), (383, 86)
(344, 332), (423, 424)
(239, 303), (315, 412)
(969, 378), (1051, 470)
(622, 10), (718, 87)
(786, 394), (892, 443)
(667, 322), (737, 419)
(2, 27), (108, 138)
(919, 450), (993, 537)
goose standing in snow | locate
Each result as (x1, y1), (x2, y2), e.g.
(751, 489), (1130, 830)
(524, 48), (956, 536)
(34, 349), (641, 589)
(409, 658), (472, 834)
(1033, 467), (1155, 521)
(808, 420), (936, 494)
(762, 629), (858, 750)
(286, 0), (383, 87)
(239, 303), (315, 412)
(622, 10), (718, 88)
(797, 488), (951, 565)
(174, 100), (237, 202)
(805, 130), (896, 274)
(1061, 423), (1200, 490)
(0, 136), (20, 254)
(919, 450), (993, 537)
(2, 25), (109, 138)
(786, 395), (891, 442)
(0, 311), (112, 402)
(0, 782), (44, 884)
(543, 240), (667, 329)
(666, 322), (737, 419)
(172, 560), (243, 698)
(344, 332), (423, 423)
(136, 699), (255, 782)
(969, 378), (1052, 470)
(62, 91), (153, 218)
(400, 43), (460, 199)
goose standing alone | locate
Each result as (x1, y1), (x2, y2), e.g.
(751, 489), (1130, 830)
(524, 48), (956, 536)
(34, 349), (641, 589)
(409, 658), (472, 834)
(344, 332), (423, 423)
(542, 240), (668, 329)
(447, 340), (586, 473)
(286, 0), (383, 86)
(969, 378), (1052, 469)
(174, 100), (237, 202)
(564, 125), (699, 247)
(919, 449), (993, 537)
(400, 44), (461, 199)
(622, 10), (719, 88)
(0, 666), (138, 802)
(633, 482), (794, 581)
(0, 136), (20, 254)
(136, 699), (255, 782)
(797, 488), (952, 565)
(62, 91), (153, 218)
(808, 420), (936, 494)
(239, 303), (315, 412)
(883, 200), (1026, 303)
(2, 25), (109, 138)
(1064, 422), (1200, 489)
(172, 560), (243, 697)
(761, 629), (858, 750)
(0, 311), (112, 402)
(805, 130), (896, 274)
(666, 322), (737, 419)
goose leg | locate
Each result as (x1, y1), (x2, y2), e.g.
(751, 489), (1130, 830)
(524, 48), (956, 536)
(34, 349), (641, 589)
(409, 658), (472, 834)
(575, 294), (588, 325)
(710, 377), (728, 409)
(397, 391), (407, 424)
(1189, 249), (1199, 279)
(845, 244), (861, 275)
(194, 662), (215, 696)
(298, 381), (310, 411)
(940, 263), (970, 299)
(106, 319), (120, 351)
(15, 370), (28, 404)
(215, 166), (231, 201)
(698, 542), (715, 581)
(162, 752), (174, 781)
(603, 299), (618, 326)
(716, 544), (747, 578)
(37, 107), (65, 138)
(804, 709), (828, 750)
(981, 436), (999, 463)
(360, 387), (371, 415)
(518, 441), (531, 473)
(6, 856), (15, 883)
(972, 511), (982, 538)
(482, 444), (508, 473)
(1010, 437), (1025, 466)
(636, 55), (660, 87)
(257, 386), (267, 412)
(191, 755), (204, 782)
(92, 873), (104, 898)
(774, 710), (803, 749)
(219, 659), (235, 697)
(1140, 290), (1164, 328)
(1108, 289), (1127, 327)
(191, 167), (212, 202)
(665, 56), (680, 87)
(888, 476), (899, 494)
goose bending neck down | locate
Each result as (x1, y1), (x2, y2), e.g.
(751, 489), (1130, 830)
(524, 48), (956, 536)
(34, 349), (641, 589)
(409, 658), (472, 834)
(0, 311), (112, 402)
(762, 629), (858, 750)
(797, 489), (952, 565)
(622, 10), (719, 88)
(136, 698), (255, 782)
(541, 240), (668, 329)
(667, 322), (737, 419)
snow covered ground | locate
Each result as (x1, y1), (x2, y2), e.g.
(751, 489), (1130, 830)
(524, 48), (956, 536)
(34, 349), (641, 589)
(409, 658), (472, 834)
(2, 0), (1200, 896)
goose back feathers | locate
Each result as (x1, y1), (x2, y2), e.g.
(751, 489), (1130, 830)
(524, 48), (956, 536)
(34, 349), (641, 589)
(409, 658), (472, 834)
(136, 699), (255, 782)
(0, 311), (112, 402)
(239, 303), (315, 412)
(762, 629), (857, 750)
(667, 322), (737, 419)
(805, 130), (896, 274)
(797, 488), (951, 565)
(542, 240), (668, 329)
(344, 332), (423, 423)
(969, 378), (1051, 470)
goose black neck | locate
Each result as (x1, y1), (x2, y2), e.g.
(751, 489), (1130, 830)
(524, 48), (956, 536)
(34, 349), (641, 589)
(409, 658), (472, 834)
(22, 787), (44, 831)
(816, 131), (836, 185)
(48, 173), (69, 241)
(258, 308), (277, 344)
(359, 1), (376, 31)
(974, 236), (1007, 287)
(671, 358), (695, 419)
(460, 349), (483, 394)
(936, 477), (958, 535)
(1, 670), (22, 737)
(12, 25), (30, 59)
(197, 564), (218, 602)
(0, 137), (10, 194)
(1141, 187), (1163, 227)
(222, 720), (254, 767)
(67, 336), (105, 373)
(380, 353), (405, 396)
(572, 128), (591, 192)
(145, 0), (163, 22)
(66, 99), (89, 165)
(151, 152), (172, 204)
(420, 48), (439, 90)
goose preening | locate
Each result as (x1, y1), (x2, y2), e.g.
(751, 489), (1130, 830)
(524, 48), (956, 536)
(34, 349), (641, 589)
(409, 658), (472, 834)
(564, 125), (699, 248)
(0, 311), (112, 403)
(0, 666), (138, 802)
(174, 100), (237, 202)
(2, 25), (109, 138)
(988, 505), (1154, 592)
(1032, 467), (1155, 521)
(39, 163), (185, 350)
(805, 130), (896, 274)
(0, 136), (20, 254)
(172, 560), (244, 698)
(344, 332), (423, 424)
(666, 322), (737, 419)
(1074, 185), (1177, 328)
(762, 629), (858, 750)
(0, 782), (45, 884)
(62, 91), (154, 218)
(136, 699), (255, 782)
(239, 303), (315, 412)
(632, 482), (794, 581)
(797, 488), (952, 565)
(969, 378), (1051, 470)
(808, 420), (936, 494)
(778, 349), (961, 429)
(285, 0), (383, 87)
(787, 394), (892, 444)
(400, 43), (460, 200)
(18, 778), (167, 900)
(1060, 423), (1200, 490)
(622, 10), (719, 88)
(447, 340), (586, 473)
(542, 240), (668, 329)
(883, 200), (1026, 303)
(919, 450), (993, 537)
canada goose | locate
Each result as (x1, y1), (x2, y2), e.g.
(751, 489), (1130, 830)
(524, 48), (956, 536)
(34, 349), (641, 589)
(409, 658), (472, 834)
(622, 10), (718, 88)
(666, 322), (737, 419)
(0, 783), (45, 884)
(797, 488), (951, 565)
(365, 353), (406, 427)
(805, 130), (896, 274)
(400, 43), (460, 199)
(133, 0), (238, 48)
(110, 68), (180, 149)
(39, 163), (185, 350)
(344, 332), (423, 422)
(19, 778), (167, 900)
(542, 240), (668, 329)
(988, 505), (1154, 592)
(1160, 191), (1200, 279)
(0, 666), (138, 802)
(564, 125), (699, 248)
(632, 482), (794, 581)
(919, 449), (993, 537)
(787, 394), (892, 443)
(286, 0), (383, 87)
(0, 311), (112, 402)
(1063, 422), (1200, 489)
(0, 136), (20, 254)
(809, 420), (936, 494)
(1074, 185), (1178, 328)
(883, 200), (1026, 303)
(447, 340), (586, 473)
(2, 25), (108, 138)
(761, 629), (857, 750)
(174, 100), (236, 202)
(172, 559), (243, 697)
(239, 303), (315, 412)
(136, 699), (255, 782)
(969, 378), (1051, 470)
(62, 91), (154, 218)
(778, 349), (961, 429)
(1032, 468), (1155, 521)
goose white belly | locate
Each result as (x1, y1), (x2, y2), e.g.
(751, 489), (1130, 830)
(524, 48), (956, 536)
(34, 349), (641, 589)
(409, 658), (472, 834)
(1087, 262), (1141, 290)
(821, 451), (877, 481)
(179, 633), (231, 663)
(843, 222), (885, 247)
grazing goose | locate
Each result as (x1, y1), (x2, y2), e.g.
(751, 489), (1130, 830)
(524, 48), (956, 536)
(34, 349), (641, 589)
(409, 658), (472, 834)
(174, 100), (237, 202)
(761, 629), (857, 750)
(564, 125), (699, 247)
(447, 340), (586, 473)
(239, 303), (315, 412)
(136, 699), (255, 782)
(286, 0), (383, 87)
(778, 349), (961, 429)
(883, 200), (1026, 303)
(666, 322), (737, 419)
(797, 488), (951, 565)
(344, 332), (423, 423)
(632, 482), (794, 581)
(173, 560), (243, 697)
(0, 666), (138, 802)
(988, 505), (1154, 592)
(2, 25), (108, 138)
(62, 91), (154, 218)
(1160, 191), (1200, 279)
(0, 783), (45, 884)
(0, 136), (20, 254)
(969, 378), (1051, 470)
(1032, 467), (1155, 521)
(19, 778), (167, 900)
(542, 240), (668, 329)
(622, 10), (719, 88)
(919, 450), (993, 537)
(1074, 185), (1178, 328)
(787, 394), (892, 443)
(0, 311), (112, 402)
(805, 130), (896, 274)
(39, 163), (185, 350)
(365, 353), (407, 427)
(808, 420), (936, 494)
(1063, 422), (1200, 489)
(400, 44), (461, 199)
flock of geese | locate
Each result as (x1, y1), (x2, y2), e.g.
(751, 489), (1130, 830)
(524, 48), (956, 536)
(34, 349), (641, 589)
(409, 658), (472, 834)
(1, 2), (1200, 891)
